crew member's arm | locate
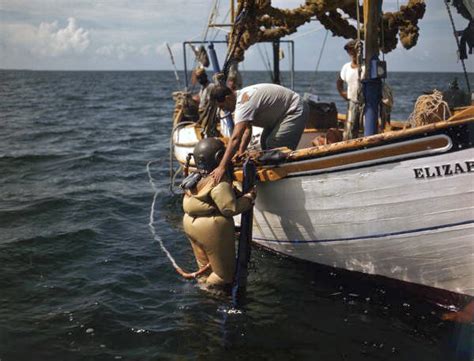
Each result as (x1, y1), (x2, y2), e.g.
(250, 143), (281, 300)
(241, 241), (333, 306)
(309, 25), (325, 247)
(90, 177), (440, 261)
(210, 121), (248, 184)
(336, 77), (348, 100)
(237, 124), (252, 157)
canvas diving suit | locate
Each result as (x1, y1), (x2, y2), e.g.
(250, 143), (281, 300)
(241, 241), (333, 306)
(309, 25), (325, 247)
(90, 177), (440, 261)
(182, 175), (254, 286)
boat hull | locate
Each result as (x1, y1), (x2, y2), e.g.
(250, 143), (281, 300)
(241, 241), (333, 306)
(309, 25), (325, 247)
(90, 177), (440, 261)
(253, 140), (474, 296)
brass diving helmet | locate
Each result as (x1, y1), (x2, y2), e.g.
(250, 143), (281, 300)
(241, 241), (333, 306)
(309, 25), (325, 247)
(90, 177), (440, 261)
(193, 137), (225, 173)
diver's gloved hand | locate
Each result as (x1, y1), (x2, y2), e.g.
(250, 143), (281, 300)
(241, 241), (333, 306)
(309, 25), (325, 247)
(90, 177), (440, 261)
(180, 172), (202, 190)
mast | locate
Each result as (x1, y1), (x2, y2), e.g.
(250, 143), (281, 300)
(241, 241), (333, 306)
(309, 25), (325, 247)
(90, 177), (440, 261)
(362, 0), (383, 136)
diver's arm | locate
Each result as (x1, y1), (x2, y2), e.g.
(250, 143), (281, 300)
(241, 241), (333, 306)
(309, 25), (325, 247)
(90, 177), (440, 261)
(210, 182), (255, 217)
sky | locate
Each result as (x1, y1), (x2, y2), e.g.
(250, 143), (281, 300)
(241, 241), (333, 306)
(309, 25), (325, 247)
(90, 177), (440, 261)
(0, 0), (472, 72)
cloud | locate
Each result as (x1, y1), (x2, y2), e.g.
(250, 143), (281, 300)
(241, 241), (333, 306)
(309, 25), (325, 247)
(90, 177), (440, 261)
(33, 17), (90, 56)
(0, 1), (468, 71)
(1, 17), (90, 57)
(139, 45), (152, 56)
(95, 44), (114, 56)
(96, 43), (142, 60)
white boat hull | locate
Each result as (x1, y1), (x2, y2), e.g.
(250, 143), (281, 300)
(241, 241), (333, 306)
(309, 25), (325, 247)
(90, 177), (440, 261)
(253, 147), (474, 296)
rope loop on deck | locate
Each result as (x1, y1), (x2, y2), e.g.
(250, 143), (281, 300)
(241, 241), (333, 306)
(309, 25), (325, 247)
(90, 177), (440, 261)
(408, 90), (452, 127)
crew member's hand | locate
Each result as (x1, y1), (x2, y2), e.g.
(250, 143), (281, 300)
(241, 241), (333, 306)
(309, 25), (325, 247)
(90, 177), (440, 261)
(210, 165), (226, 185)
(232, 151), (245, 162)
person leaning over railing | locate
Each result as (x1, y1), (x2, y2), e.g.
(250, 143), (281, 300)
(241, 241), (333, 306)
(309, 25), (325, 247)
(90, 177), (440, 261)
(209, 83), (309, 184)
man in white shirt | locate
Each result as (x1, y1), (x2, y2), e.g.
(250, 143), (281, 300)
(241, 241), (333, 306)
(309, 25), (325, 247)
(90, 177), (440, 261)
(337, 40), (364, 140)
(209, 83), (308, 184)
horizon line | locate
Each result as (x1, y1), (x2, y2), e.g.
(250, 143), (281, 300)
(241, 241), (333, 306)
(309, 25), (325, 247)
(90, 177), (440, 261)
(1, 68), (472, 74)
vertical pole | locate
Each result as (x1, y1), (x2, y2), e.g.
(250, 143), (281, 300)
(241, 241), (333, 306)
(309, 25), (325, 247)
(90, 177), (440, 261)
(208, 43), (221, 73)
(291, 41), (295, 90)
(362, 0), (382, 136)
(273, 40), (281, 85)
(232, 159), (256, 307)
(183, 42), (188, 90)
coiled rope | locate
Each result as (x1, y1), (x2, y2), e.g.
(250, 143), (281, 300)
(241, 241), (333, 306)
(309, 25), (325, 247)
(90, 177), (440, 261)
(408, 90), (452, 127)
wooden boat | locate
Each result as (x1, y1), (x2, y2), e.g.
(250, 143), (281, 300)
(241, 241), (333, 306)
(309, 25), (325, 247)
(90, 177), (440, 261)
(169, 0), (474, 299)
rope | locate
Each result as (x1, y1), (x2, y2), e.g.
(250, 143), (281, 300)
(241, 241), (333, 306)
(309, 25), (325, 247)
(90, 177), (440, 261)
(202, 0), (220, 42)
(147, 160), (210, 279)
(308, 29), (329, 93)
(444, 0), (471, 94)
(288, 25), (325, 40)
(147, 160), (181, 270)
(261, 44), (274, 81)
(166, 43), (181, 90)
(408, 90), (452, 127)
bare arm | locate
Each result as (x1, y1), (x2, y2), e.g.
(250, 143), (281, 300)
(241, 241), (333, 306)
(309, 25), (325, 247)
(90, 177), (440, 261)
(210, 121), (248, 184)
(237, 124), (252, 156)
(336, 77), (348, 100)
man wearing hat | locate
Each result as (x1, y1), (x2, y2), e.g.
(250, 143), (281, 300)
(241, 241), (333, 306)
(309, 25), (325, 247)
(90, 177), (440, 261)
(336, 39), (364, 140)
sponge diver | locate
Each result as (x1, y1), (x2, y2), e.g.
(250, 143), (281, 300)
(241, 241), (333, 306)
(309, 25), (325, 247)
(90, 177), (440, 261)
(180, 138), (256, 287)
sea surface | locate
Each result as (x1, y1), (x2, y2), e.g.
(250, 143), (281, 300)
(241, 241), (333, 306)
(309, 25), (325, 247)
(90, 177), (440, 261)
(0, 70), (473, 361)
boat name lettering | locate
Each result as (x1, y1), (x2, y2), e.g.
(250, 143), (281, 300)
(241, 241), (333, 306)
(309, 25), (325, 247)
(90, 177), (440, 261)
(413, 161), (474, 179)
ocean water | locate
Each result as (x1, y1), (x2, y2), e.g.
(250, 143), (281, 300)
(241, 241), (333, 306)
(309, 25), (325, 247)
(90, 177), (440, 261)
(0, 70), (473, 361)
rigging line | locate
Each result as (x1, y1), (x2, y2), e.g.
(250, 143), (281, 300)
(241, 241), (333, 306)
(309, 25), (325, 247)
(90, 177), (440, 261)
(308, 29), (329, 93)
(288, 25), (325, 40)
(211, 27), (231, 36)
(188, 0), (219, 77)
(263, 44), (275, 82)
(211, 7), (231, 41)
(202, 0), (219, 41)
(166, 43), (182, 90)
(256, 44), (273, 80)
(443, 0), (471, 94)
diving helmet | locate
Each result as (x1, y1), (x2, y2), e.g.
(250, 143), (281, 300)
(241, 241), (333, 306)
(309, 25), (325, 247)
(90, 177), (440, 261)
(193, 137), (225, 172)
